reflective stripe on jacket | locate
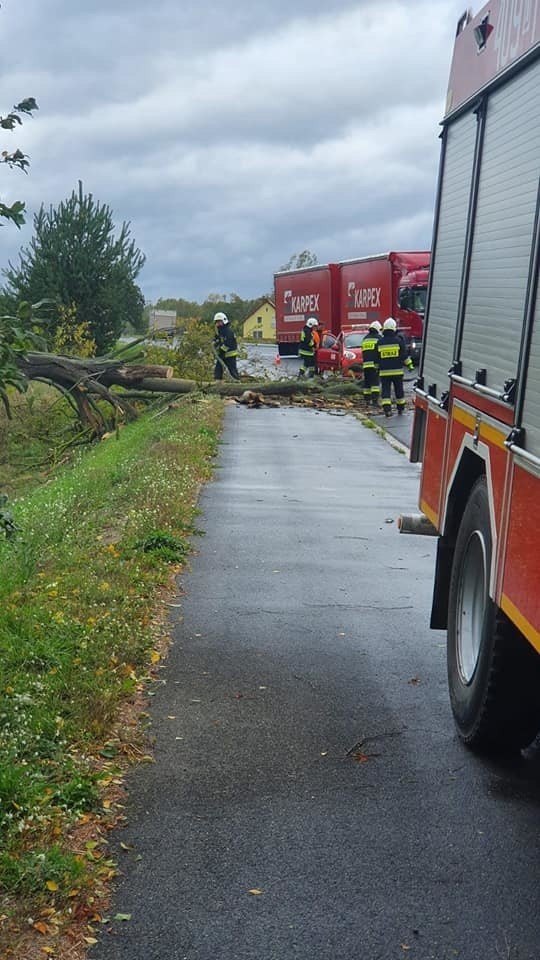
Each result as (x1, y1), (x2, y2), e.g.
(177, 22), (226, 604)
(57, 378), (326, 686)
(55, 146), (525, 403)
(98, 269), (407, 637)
(361, 332), (381, 370)
(298, 325), (315, 357)
(377, 332), (406, 376)
(216, 325), (238, 358)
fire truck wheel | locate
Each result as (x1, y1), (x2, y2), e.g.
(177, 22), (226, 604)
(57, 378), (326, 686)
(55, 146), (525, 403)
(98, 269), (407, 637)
(447, 476), (540, 752)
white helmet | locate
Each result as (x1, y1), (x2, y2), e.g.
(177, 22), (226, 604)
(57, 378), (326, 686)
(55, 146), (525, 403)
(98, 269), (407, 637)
(383, 317), (397, 332)
(214, 311), (229, 324)
(369, 320), (383, 333)
(306, 316), (318, 328)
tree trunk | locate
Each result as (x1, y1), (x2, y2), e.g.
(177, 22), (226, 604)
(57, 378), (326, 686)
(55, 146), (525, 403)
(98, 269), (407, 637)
(14, 351), (364, 438)
(18, 353), (173, 385)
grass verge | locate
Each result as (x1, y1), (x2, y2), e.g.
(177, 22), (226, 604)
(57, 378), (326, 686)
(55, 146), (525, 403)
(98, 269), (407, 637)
(0, 394), (223, 957)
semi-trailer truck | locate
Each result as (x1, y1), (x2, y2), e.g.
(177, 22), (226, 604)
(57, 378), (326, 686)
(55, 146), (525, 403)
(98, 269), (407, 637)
(275, 252), (429, 367)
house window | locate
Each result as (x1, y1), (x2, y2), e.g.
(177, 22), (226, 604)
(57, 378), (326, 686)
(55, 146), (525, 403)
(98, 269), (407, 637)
(257, 316), (262, 324)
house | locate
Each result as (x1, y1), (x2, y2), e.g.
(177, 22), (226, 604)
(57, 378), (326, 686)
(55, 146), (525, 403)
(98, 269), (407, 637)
(149, 309), (177, 333)
(242, 298), (276, 341)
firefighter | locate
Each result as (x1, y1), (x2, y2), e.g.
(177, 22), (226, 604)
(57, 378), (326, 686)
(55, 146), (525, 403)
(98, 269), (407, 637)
(213, 312), (240, 380)
(361, 320), (383, 406)
(377, 317), (414, 416)
(298, 316), (319, 377)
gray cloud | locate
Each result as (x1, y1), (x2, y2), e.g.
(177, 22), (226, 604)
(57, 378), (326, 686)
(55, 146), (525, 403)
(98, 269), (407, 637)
(0, 0), (462, 302)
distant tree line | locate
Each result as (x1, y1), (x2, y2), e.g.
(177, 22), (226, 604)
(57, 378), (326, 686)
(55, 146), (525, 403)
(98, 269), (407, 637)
(147, 292), (264, 332)
(147, 250), (319, 334)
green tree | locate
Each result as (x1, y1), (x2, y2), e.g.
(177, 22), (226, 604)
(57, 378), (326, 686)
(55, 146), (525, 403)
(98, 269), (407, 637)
(0, 299), (47, 415)
(200, 293), (259, 329)
(279, 250), (318, 271)
(0, 97), (38, 227)
(3, 182), (146, 353)
(155, 296), (202, 320)
(0, 93), (39, 426)
(149, 293), (261, 334)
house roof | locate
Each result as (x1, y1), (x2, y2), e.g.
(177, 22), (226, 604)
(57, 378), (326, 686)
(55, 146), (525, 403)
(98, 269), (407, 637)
(243, 296), (275, 320)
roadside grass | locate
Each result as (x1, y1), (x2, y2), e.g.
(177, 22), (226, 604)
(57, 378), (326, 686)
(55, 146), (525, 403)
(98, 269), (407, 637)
(0, 384), (85, 499)
(0, 391), (223, 952)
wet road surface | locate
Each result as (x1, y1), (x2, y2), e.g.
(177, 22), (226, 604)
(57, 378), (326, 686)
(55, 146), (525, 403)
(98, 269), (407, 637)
(92, 405), (540, 960)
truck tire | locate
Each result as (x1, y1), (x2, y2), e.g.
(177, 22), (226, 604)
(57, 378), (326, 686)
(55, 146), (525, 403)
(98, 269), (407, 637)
(447, 477), (540, 752)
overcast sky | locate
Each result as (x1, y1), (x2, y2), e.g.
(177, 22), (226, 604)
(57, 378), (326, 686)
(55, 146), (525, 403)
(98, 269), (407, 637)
(0, 0), (466, 304)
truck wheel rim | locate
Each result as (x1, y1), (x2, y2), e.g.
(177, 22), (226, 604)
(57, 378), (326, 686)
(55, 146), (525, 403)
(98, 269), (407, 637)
(457, 530), (487, 684)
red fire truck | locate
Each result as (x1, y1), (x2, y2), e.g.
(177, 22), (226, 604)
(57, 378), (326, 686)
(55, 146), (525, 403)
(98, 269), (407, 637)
(402, 1), (540, 752)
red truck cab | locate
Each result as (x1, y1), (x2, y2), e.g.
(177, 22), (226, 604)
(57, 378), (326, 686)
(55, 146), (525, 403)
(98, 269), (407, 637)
(397, 262), (430, 363)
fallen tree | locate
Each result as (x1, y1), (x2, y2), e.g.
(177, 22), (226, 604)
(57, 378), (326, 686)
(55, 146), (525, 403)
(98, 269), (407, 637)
(14, 350), (364, 436)
(15, 352), (175, 434)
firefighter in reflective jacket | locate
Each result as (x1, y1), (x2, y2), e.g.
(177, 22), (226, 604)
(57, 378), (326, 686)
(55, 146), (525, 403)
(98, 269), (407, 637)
(377, 317), (414, 416)
(213, 311), (240, 380)
(361, 320), (383, 406)
(298, 316), (318, 377)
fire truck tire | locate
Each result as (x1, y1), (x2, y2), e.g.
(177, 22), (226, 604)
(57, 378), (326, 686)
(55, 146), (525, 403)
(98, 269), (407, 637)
(447, 476), (540, 752)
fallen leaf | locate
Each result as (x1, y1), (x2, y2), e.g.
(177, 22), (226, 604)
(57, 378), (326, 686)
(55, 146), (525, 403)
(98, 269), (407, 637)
(352, 752), (371, 763)
(248, 889), (263, 896)
(150, 650), (161, 664)
(45, 881), (58, 892)
(41, 949), (55, 956)
(33, 921), (49, 935)
(408, 677), (421, 685)
(114, 913), (132, 921)
(84, 938), (98, 945)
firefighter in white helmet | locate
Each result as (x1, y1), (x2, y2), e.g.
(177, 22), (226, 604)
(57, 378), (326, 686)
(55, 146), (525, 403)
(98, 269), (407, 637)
(213, 312), (240, 380)
(361, 320), (383, 407)
(298, 316), (319, 377)
(376, 317), (414, 416)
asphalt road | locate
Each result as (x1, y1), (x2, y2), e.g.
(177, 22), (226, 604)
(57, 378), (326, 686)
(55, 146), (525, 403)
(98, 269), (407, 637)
(238, 342), (415, 450)
(92, 404), (540, 960)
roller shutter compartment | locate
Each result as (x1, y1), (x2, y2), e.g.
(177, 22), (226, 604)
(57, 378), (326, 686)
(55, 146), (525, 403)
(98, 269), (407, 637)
(460, 61), (540, 393)
(522, 279), (540, 458)
(423, 112), (477, 398)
